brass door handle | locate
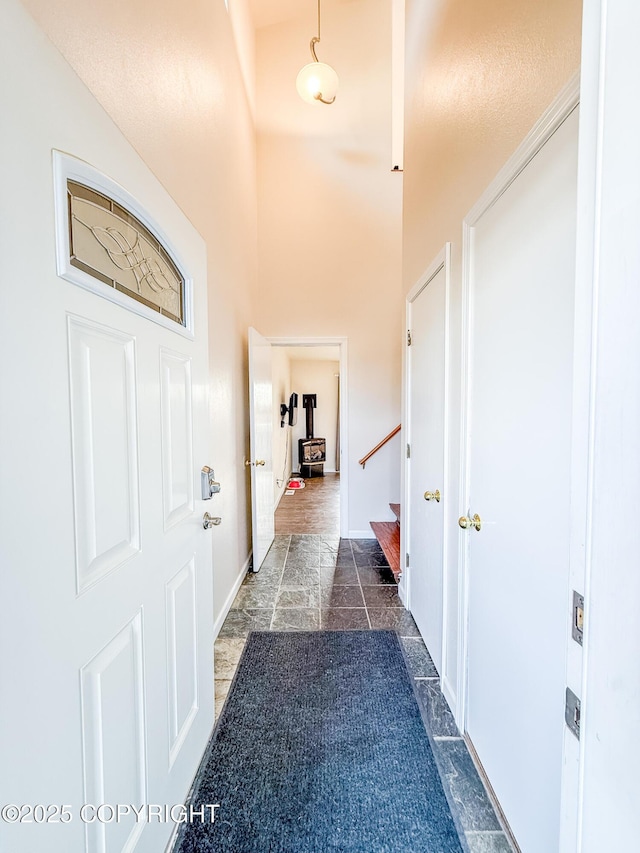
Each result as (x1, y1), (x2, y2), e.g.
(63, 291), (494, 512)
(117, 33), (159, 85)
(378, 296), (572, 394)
(255, 460), (266, 466)
(245, 459), (266, 467)
(458, 513), (482, 531)
(424, 490), (441, 502)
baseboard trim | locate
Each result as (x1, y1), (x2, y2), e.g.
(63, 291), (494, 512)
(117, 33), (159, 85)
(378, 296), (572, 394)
(348, 529), (376, 539)
(212, 552), (251, 640)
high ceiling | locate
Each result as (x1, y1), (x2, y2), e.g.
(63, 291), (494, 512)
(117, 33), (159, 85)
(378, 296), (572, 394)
(247, 0), (355, 32)
(247, 0), (311, 30)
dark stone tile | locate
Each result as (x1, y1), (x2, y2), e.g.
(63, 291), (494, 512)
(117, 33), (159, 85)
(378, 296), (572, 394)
(320, 585), (365, 608)
(434, 740), (502, 832)
(231, 586), (278, 609)
(353, 549), (390, 568)
(276, 587), (320, 608)
(285, 552), (321, 568)
(290, 534), (321, 547)
(214, 638), (246, 680)
(218, 609), (273, 638)
(243, 564), (283, 584)
(368, 608), (420, 636)
(414, 679), (459, 737)
(281, 566), (321, 588)
(361, 585), (402, 608)
(350, 538), (383, 554)
(321, 608), (370, 630)
(320, 564), (359, 585)
(271, 608), (319, 631)
(356, 565), (397, 585)
(400, 637), (438, 678)
(465, 832), (514, 853)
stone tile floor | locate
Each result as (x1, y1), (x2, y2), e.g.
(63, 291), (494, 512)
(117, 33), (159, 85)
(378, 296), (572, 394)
(215, 534), (515, 853)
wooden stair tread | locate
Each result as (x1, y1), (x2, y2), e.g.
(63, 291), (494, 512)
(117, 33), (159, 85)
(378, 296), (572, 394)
(370, 521), (401, 580)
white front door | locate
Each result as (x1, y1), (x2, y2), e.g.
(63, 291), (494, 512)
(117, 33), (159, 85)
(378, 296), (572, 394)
(0, 14), (215, 850)
(248, 328), (274, 570)
(463, 106), (579, 852)
(407, 250), (448, 673)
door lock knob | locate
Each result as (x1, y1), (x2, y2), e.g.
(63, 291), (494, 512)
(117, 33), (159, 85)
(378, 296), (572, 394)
(203, 512), (222, 529)
(458, 513), (482, 531)
(424, 490), (441, 502)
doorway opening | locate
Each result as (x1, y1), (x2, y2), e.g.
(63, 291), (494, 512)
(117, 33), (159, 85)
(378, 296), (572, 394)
(270, 340), (346, 537)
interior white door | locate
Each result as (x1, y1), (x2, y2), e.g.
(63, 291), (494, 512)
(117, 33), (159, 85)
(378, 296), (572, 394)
(248, 327), (274, 570)
(464, 107), (579, 853)
(0, 13), (215, 850)
(407, 258), (447, 672)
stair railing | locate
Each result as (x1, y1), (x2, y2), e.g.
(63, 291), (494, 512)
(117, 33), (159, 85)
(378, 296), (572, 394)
(358, 424), (401, 469)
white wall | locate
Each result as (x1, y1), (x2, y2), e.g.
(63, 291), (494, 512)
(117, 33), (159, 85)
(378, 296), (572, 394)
(254, 0), (403, 537)
(290, 359), (340, 473)
(271, 346), (292, 505)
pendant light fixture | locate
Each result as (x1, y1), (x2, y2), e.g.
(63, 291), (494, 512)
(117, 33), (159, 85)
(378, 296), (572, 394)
(296, 0), (338, 105)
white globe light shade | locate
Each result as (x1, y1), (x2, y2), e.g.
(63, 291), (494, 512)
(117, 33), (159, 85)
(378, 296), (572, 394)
(296, 61), (339, 104)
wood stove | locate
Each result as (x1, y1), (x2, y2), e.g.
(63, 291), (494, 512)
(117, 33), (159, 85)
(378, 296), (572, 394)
(299, 394), (325, 477)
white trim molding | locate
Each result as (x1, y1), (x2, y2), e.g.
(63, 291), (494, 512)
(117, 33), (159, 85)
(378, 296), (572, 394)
(402, 244), (452, 710)
(268, 336), (349, 540)
(212, 552), (252, 641)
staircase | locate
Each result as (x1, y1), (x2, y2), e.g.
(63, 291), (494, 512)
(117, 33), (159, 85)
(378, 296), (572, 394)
(370, 503), (401, 580)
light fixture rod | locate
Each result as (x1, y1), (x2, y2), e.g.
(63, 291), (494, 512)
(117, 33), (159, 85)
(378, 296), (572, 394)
(309, 0), (321, 62)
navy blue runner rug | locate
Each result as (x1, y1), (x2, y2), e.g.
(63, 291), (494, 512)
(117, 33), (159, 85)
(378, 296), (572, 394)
(175, 630), (465, 852)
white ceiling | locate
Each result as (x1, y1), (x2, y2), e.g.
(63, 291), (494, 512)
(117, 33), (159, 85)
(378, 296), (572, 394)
(247, 0), (356, 32)
(247, 0), (310, 31)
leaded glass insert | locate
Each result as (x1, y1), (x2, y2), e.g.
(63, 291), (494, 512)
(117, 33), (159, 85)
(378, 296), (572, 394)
(67, 181), (185, 326)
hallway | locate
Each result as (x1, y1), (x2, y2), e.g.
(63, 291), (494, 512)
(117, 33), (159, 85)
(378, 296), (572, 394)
(212, 534), (515, 853)
(274, 473), (341, 535)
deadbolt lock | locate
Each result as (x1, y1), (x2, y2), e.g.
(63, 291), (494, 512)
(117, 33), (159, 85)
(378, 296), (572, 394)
(458, 513), (482, 532)
(424, 490), (441, 502)
(201, 466), (221, 500)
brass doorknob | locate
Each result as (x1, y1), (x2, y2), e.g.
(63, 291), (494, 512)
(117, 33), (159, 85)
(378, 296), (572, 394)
(424, 490), (441, 502)
(256, 460), (266, 466)
(458, 513), (482, 531)
(245, 459), (266, 467)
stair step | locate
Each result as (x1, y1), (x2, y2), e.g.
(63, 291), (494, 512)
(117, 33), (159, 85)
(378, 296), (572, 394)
(389, 503), (400, 526)
(370, 521), (401, 581)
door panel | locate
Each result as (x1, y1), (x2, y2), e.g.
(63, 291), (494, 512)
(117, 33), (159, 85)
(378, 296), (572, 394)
(80, 612), (147, 853)
(465, 108), (579, 852)
(248, 327), (274, 570)
(68, 317), (141, 589)
(160, 348), (195, 529)
(407, 261), (447, 672)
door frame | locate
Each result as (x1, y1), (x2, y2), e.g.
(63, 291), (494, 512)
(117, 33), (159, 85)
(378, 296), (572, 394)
(401, 244), (451, 689)
(457, 73), (581, 733)
(268, 336), (348, 539)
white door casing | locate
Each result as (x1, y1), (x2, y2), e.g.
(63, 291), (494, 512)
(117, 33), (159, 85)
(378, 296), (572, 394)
(0, 10), (216, 848)
(268, 336), (350, 540)
(405, 245), (450, 676)
(248, 327), (275, 570)
(460, 84), (579, 853)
